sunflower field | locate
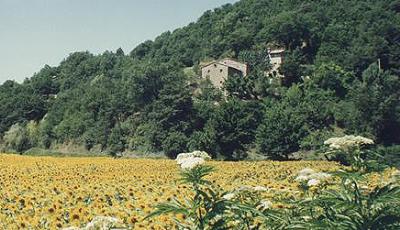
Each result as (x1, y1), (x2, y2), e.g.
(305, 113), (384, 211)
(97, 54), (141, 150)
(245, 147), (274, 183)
(0, 154), (396, 229)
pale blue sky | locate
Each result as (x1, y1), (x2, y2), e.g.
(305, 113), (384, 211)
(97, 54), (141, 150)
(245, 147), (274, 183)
(0, 0), (238, 83)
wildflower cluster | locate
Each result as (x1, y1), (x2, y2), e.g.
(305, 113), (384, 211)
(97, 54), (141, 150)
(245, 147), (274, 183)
(324, 135), (374, 151)
(176, 150), (211, 169)
(324, 135), (377, 172)
(63, 216), (122, 230)
(295, 168), (332, 188)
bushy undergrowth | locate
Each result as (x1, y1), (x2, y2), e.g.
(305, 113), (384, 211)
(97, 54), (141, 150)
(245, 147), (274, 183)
(147, 139), (400, 229)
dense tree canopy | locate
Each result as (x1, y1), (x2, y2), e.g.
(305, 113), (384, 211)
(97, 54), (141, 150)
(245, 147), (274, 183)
(0, 0), (399, 159)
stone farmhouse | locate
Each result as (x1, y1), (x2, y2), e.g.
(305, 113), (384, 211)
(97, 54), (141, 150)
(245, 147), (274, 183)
(200, 46), (285, 89)
(267, 46), (285, 77)
(201, 58), (248, 89)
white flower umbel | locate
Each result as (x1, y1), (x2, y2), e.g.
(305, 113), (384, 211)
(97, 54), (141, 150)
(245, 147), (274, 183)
(176, 151), (211, 164)
(309, 172), (332, 180)
(324, 135), (374, 150)
(222, 193), (236, 200)
(85, 216), (121, 230)
(253, 186), (268, 192)
(180, 157), (205, 170)
(307, 179), (320, 187)
(295, 175), (310, 182)
(298, 168), (316, 176)
(176, 151), (211, 170)
(296, 168), (316, 181)
(296, 168), (331, 187)
(258, 200), (273, 210)
(63, 216), (122, 230)
(236, 185), (269, 192)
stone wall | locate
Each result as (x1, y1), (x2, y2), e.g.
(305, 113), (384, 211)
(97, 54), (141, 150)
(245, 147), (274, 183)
(201, 62), (229, 89)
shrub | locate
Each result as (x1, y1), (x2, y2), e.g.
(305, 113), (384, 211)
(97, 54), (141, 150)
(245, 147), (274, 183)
(2, 123), (31, 153)
(300, 129), (337, 151)
(147, 152), (400, 229)
(256, 101), (307, 159)
(375, 145), (400, 168)
(324, 135), (376, 172)
(161, 131), (188, 159)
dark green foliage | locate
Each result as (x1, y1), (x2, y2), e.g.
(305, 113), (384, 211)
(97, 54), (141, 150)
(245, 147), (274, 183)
(279, 48), (306, 86)
(0, 81), (47, 135)
(238, 48), (271, 73)
(147, 164), (230, 229)
(256, 85), (336, 159)
(300, 129), (337, 151)
(293, 175), (400, 229)
(308, 63), (355, 98)
(188, 122), (218, 157)
(374, 145), (400, 168)
(213, 99), (262, 160)
(0, 0), (399, 158)
(335, 64), (400, 144)
(108, 124), (126, 155)
(256, 98), (307, 159)
(161, 131), (189, 159)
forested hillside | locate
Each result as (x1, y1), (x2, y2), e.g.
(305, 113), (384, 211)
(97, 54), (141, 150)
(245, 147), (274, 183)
(1, 0), (399, 160)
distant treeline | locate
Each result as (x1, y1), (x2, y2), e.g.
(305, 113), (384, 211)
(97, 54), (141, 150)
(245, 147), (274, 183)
(1, 0), (399, 160)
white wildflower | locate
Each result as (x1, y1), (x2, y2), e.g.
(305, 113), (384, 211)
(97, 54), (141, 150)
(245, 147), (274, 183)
(63, 216), (122, 230)
(296, 168), (332, 188)
(176, 151), (211, 164)
(296, 168), (327, 181)
(237, 185), (252, 191)
(180, 157), (205, 170)
(298, 168), (316, 176)
(223, 193), (236, 200)
(309, 172), (331, 180)
(253, 186), (268, 192)
(324, 135), (374, 150)
(85, 216), (121, 230)
(295, 175), (310, 182)
(258, 200), (273, 210)
(307, 179), (320, 187)
(176, 151), (211, 169)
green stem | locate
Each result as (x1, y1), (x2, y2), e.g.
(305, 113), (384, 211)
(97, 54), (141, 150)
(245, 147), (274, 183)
(193, 183), (204, 230)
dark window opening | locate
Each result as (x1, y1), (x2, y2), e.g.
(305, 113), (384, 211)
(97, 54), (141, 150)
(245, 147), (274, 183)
(270, 53), (282, 58)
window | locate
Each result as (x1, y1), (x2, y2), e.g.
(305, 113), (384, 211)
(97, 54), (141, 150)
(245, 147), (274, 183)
(270, 53), (282, 58)
(213, 64), (217, 67)
(207, 70), (210, 73)
(220, 69), (223, 72)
